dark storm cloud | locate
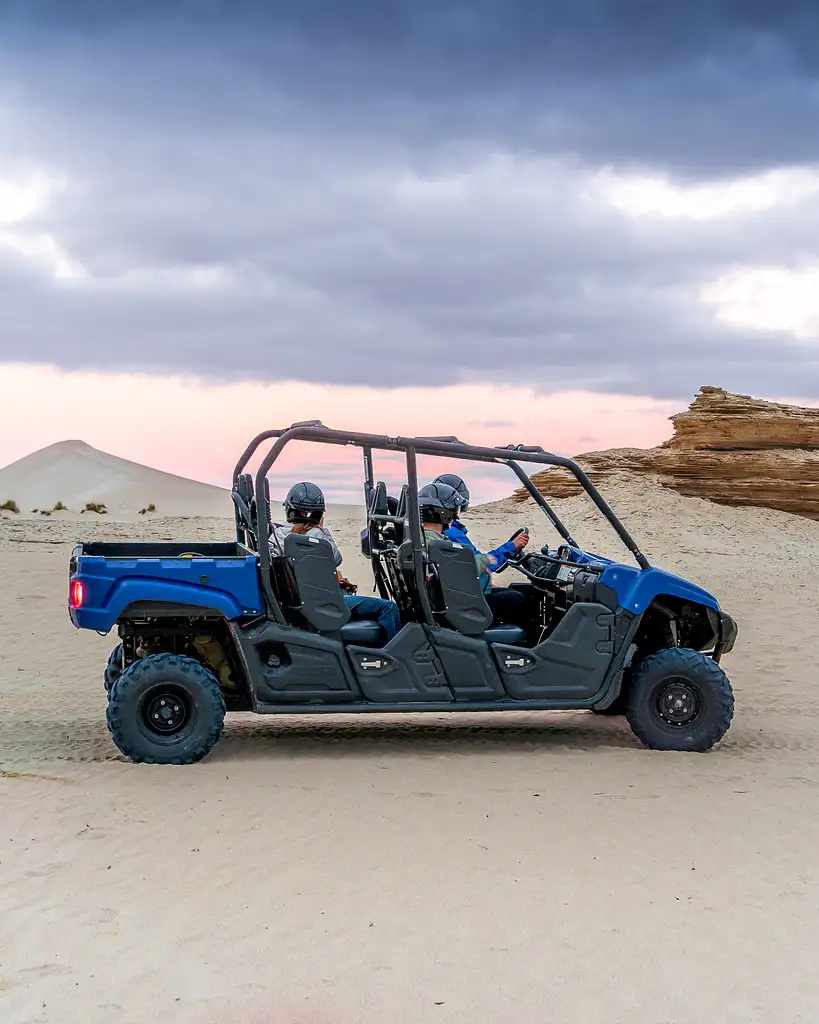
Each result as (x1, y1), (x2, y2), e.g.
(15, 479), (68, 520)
(1, 0), (818, 399)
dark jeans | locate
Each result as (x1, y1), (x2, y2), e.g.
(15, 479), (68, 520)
(485, 587), (529, 627)
(344, 595), (402, 642)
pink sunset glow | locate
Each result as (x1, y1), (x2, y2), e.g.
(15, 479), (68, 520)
(0, 364), (685, 502)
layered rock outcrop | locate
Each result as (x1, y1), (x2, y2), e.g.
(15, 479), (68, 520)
(512, 387), (819, 520)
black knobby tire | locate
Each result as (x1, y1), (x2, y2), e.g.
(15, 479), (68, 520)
(106, 653), (226, 765)
(104, 644), (124, 695)
(625, 647), (734, 752)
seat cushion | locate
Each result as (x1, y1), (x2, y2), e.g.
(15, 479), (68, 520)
(484, 623), (527, 646)
(340, 620), (384, 647)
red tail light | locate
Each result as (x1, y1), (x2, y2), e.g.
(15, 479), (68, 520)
(70, 579), (84, 608)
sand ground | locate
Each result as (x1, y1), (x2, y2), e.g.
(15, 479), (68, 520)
(1, 483), (818, 1023)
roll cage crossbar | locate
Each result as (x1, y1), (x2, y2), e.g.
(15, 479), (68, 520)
(232, 422), (651, 625)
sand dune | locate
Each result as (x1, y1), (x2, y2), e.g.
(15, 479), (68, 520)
(0, 440), (363, 522)
(2, 473), (819, 1022)
(0, 440), (230, 517)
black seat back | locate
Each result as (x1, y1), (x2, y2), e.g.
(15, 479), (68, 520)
(372, 480), (389, 514)
(392, 485), (408, 546)
(250, 477), (271, 533)
(232, 473), (256, 547)
(425, 536), (493, 636)
(283, 532), (351, 633)
(364, 482), (413, 618)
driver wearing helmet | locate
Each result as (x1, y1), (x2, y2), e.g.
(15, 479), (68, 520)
(271, 482), (402, 641)
(421, 481), (532, 630)
(419, 481), (491, 575)
(432, 473), (529, 593)
(420, 480), (529, 629)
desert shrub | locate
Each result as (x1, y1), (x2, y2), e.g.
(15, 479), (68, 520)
(0, 499), (19, 513)
(147, 502), (156, 512)
(40, 509), (52, 516)
(83, 502), (108, 515)
(52, 501), (67, 512)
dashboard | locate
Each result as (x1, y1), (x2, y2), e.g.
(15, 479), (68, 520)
(514, 545), (608, 603)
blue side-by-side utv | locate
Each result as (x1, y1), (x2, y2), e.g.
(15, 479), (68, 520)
(68, 423), (737, 763)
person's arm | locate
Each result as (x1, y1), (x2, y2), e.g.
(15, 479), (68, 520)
(447, 526), (515, 573)
(269, 523), (286, 557)
(485, 539), (519, 572)
(473, 550), (491, 576)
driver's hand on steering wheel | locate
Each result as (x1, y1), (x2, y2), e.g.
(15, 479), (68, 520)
(513, 530), (530, 551)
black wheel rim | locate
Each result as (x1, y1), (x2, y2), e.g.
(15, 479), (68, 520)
(655, 678), (700, 728)
(140, 688), (191, 736)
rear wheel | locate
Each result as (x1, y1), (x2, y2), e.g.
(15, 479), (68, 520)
(106, 653), (226, 765)
(625, 648), (734, 752)
(104, 644), (123, 695)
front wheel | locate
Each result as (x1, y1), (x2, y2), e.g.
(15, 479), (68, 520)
(625, 648), (734, 752)
(107, 653), (226, 764)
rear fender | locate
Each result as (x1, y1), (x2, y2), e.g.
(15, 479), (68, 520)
(72, 578), (249, 632)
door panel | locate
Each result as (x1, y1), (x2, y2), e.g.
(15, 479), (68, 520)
(346, 623), (453, 703)
(492, 603), (614, 700)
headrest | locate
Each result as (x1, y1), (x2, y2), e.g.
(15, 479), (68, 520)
(236, 473), (253, 504)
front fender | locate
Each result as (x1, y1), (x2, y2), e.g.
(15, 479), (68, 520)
(600, 565), (719, 614)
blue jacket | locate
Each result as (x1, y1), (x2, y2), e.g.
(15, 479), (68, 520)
(444, 519), (517, 593)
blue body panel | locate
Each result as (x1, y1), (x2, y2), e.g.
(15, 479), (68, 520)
(69, 553), (264, 632)
(599, 564), (719, 614)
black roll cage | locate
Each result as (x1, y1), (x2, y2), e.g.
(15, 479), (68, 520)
(232, 421), (651, 626)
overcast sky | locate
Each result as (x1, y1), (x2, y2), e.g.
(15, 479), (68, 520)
(1, 1), (818, 495)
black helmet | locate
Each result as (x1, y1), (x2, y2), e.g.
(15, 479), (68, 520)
(433, 473), (470, 511)
(418, 481), (460, 525)
(283, 481), (326, 523)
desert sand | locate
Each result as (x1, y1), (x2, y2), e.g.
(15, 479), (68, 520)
(2, 453), (819, 1023)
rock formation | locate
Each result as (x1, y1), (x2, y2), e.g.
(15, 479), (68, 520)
(512, 387), (819, 520)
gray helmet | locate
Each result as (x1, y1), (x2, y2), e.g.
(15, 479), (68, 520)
(284, 481), (326, 523)
(418, 481), (460, 525)
(433, 473), (469, 511)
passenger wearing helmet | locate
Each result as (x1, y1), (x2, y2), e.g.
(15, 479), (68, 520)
(421, 479), (529, 630)
(270, 481), (343, 565)
(271, 482), (402, 641)
(432, 473), (529, 593)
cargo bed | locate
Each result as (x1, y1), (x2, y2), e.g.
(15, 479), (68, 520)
(68, 541), (264, 631)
